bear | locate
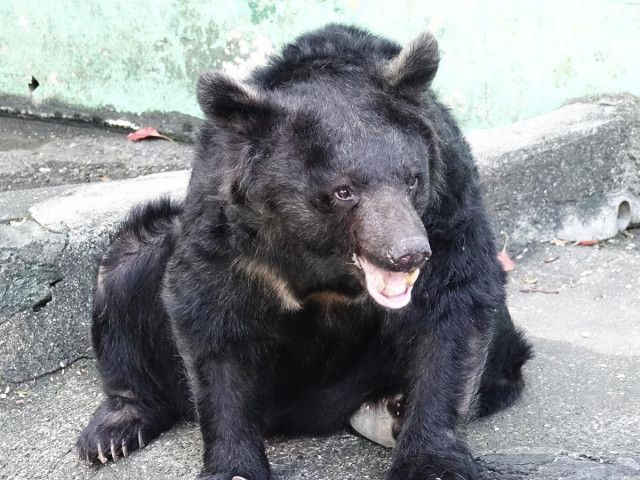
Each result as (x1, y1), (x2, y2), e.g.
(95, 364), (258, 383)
(77, 24), (532, 480)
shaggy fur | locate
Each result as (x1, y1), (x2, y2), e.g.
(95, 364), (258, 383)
(77, 24), (532, 480)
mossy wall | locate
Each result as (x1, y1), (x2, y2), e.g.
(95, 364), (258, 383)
(1, 0), (638, 129)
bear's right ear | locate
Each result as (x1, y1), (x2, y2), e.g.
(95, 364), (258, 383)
(382, 32), (440, 97)
(197, 72), (276, 134)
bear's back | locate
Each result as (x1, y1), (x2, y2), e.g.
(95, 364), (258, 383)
(252, 24), (401, 90)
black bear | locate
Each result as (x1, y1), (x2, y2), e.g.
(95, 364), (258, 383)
(77, 24), (532, 480)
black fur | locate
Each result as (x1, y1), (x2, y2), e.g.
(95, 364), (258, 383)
(477, 304), (534, 418)
(77, 25), (532, 480)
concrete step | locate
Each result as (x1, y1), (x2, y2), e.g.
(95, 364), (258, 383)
(469, 93), (640, 244)
(1, 94), (639, 385)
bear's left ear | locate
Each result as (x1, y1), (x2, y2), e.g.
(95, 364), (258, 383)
(383, 32), (440, 97)
(197, 72), (277, 134)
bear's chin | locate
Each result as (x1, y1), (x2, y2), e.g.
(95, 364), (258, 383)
(355, 256), (419, 309)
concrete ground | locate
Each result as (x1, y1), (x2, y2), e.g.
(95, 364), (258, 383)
(0, 115), (191, 191)
(1, 114), (639, 479)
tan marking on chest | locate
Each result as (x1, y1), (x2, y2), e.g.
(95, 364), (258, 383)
(304, 290), (357, 308)
(234, 257), (302, 312)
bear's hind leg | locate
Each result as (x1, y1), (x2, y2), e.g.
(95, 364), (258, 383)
(77, 278), (184, 464)
(78, 327), (185, 465)
(349, 394), (405, 448)
(77, 200), (188, 464)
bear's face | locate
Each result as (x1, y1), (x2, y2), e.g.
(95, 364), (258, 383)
(197, 33), (441, 309)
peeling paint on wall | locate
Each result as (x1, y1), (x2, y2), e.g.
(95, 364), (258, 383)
(0, 0), (638, 129)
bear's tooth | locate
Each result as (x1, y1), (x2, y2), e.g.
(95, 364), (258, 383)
(406, 268), (420, 286)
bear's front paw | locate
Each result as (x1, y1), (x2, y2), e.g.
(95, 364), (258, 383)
(387, 451), (484, 480)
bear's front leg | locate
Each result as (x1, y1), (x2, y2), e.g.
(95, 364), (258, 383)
(164, 255), (273, 480)
(387, 305), (491, 480)
(193, 353), (271, 480)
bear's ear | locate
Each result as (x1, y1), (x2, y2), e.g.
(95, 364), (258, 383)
(197, 72), (276, 134)
(383, 32), (440, 96)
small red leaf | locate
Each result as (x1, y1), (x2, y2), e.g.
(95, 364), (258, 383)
(497, 250), (515, 273)
(576, 239), (599, 247)
(127, 127), (171, 142)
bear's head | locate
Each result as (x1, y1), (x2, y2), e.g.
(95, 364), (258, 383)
(196, 31), (444, 310)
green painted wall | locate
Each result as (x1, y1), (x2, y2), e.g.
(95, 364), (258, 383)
(1, 0), (638, 129)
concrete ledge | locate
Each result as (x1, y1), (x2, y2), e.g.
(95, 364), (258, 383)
(0, 93), (202, 143)
(0, 172), (189, 384)
(471, 94), (640, 244)
(1, 94), (639, 383)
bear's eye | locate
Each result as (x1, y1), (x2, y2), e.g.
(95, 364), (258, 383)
(408, 176), (420, 190)
(334, 186), (354, 201)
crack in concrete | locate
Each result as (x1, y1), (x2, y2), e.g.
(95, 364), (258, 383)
(4, 355), (94, 387)
(479, 453), (640, 479)
(0, 215), (26, 225)
(25, 210), (71, 236)
(30, 276), (64, 313)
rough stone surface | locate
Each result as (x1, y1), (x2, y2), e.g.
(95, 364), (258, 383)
(0, 220), (66, 317)
(470, 94), (640, 245)
(556, 191), (640, 242)
(0, 171), (189, 384)
(0, 115), (192, 191)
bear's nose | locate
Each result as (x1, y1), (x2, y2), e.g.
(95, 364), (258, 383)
(391, 237), (431, 271)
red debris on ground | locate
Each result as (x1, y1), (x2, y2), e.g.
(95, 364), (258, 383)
(127, 127), (171, 142)
(497, 249), (515, 273)
(575, 239), (599, 247)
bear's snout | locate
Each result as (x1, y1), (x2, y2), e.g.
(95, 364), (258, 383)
(352, 186), (430, 308)
(389, 236), (431, 272)
(355, 186), (429, 273)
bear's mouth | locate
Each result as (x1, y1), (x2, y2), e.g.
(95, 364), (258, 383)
(353, 255), (420, 309)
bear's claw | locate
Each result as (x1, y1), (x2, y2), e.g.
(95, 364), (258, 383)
(138, 428), (145, 449)
(97, 442), (108, 464)
(76, 398), (157, 465)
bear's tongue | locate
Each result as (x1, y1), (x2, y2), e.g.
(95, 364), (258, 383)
(356, 256), (419, 309)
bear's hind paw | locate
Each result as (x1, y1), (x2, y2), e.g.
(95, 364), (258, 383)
(76, 397), (155, 465)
